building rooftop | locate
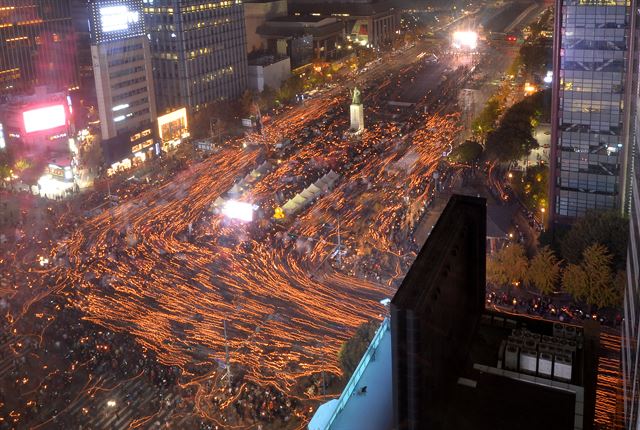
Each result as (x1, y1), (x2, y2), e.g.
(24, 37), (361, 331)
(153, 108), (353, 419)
(258, 17), (344, 38)
(309, 319), (393, 430)
(310, 312), (592, 430)
(447, 369), (576, 430)
(441, 312), (593, 430)
(269, 15), (329, 23)
(244, 0), (286, 3)
(310, 195), (597, 430)
(289, 0), (397, 17)
(248, 54), (290, 66)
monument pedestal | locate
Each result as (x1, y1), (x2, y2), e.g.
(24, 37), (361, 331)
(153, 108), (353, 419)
(350, 103), (364, 132)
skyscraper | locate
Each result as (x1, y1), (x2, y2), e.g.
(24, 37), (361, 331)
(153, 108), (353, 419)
(144, 0), (248, 114)
(622, 125), (640, 428)
(88, 0), (157, 141)
(0, 0), (79, 98)
(549, 0), (638, 223)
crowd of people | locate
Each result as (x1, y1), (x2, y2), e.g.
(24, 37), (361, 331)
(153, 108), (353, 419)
(0, 149), (317, 430)
(486, 290), (622, 328)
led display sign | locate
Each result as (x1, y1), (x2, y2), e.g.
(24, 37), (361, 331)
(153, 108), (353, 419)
(23, 105), (67, 134)
(89, 0), (145, 44)
(0, 123), (5, 149)
(100, 6), (140, 33)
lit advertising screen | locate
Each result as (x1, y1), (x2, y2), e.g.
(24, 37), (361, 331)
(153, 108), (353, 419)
(89, 0), (145, 43)
(100, 6), (140, 32)
(158, 108), (189, 143)
(23, 105), (67, 134)
(0, 123), (5, 149)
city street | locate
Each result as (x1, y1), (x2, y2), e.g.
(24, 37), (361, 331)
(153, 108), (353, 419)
(0, 4), (543, 429)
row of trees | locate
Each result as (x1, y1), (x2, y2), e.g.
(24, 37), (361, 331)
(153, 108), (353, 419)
(519, 8), (553, 79)
(487, 242), (624, 308)
(484, 90), (548, 163)
(511, 164), (548, 212)
(0, 146), (32, 181)
(456, 89), (551, 165)
(338, 320), (379, 379)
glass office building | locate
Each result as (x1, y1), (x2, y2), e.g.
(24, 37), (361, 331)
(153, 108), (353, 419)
(623, 149), (640, 428)
(144, 0), (248, 114)
(0, 0), (79, 98)
(549, 0), (637, 222)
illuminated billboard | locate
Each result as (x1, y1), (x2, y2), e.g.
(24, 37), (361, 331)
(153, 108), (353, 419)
(100, 6), (140, 32)
(23, 105), (67, 134)
(222, 200), (254, 222)
(89, 0), (145, 43)
(0, 123), (5, 149)
(158, 108), (189, 143)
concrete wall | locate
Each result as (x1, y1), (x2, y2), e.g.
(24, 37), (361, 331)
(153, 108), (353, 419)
(248, 57), (291, 92)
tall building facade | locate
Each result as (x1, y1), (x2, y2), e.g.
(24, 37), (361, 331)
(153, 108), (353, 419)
(623, 130), (640, 428)
(89, 0), (157, 141)
(0, 0), (79, 98)
(549, 0), (638, 223)
(289, 0), (398, 49)
(144, 0), (248, 114)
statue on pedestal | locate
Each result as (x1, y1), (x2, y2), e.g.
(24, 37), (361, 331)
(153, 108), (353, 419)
(349, 87), (364, 133)
(351, 87), (362, 105)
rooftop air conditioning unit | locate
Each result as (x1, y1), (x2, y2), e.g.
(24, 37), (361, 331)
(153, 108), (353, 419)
(505, 344), (519, 371)
(520, 349), (538, 374)
(553, 322), (565, 338)
(564, 325), (576, 339)
(538, 352), (553, 378)
(553, 354), (572, 381)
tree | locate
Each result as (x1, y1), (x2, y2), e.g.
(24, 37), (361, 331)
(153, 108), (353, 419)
(258, 85), (277, 111)
(561, 243), (623, 308)
(519, 41), (552, 78)
(0, 148), (13, 180)
(526, 246), (561, 295)
(485, 94), (542, 163)
(560, 210), (628, 270)
(13, 158), (31, 173)
(338, 320), (379, 379)
(190, 99), (243, 139)
(81, 139), (104, 169)
(278, 75), (304, 102)
(240, 89), (256, 117)
(486, 243), (529, 290)
(0, 163), (9, 180)
(472, 97), (501, 139)
(450, 140), (483, 163)
(513, 164), (548, 213)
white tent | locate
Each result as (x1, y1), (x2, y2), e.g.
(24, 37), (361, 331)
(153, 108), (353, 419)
(228, 183), (242, 197)
(292, 194), (307, 207)
(282, 200), (301, 215)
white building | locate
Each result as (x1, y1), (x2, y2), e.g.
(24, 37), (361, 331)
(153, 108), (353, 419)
(89, 0), (157, 141)
(248, 55), (291, 92)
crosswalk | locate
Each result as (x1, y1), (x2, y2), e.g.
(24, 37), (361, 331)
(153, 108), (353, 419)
(0, 327), (192, 429)
(0, 333), (32, 380)
(59, 372), (181, 429)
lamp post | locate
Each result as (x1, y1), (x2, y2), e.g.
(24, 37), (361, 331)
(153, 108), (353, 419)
(540, 207), (546, 231)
